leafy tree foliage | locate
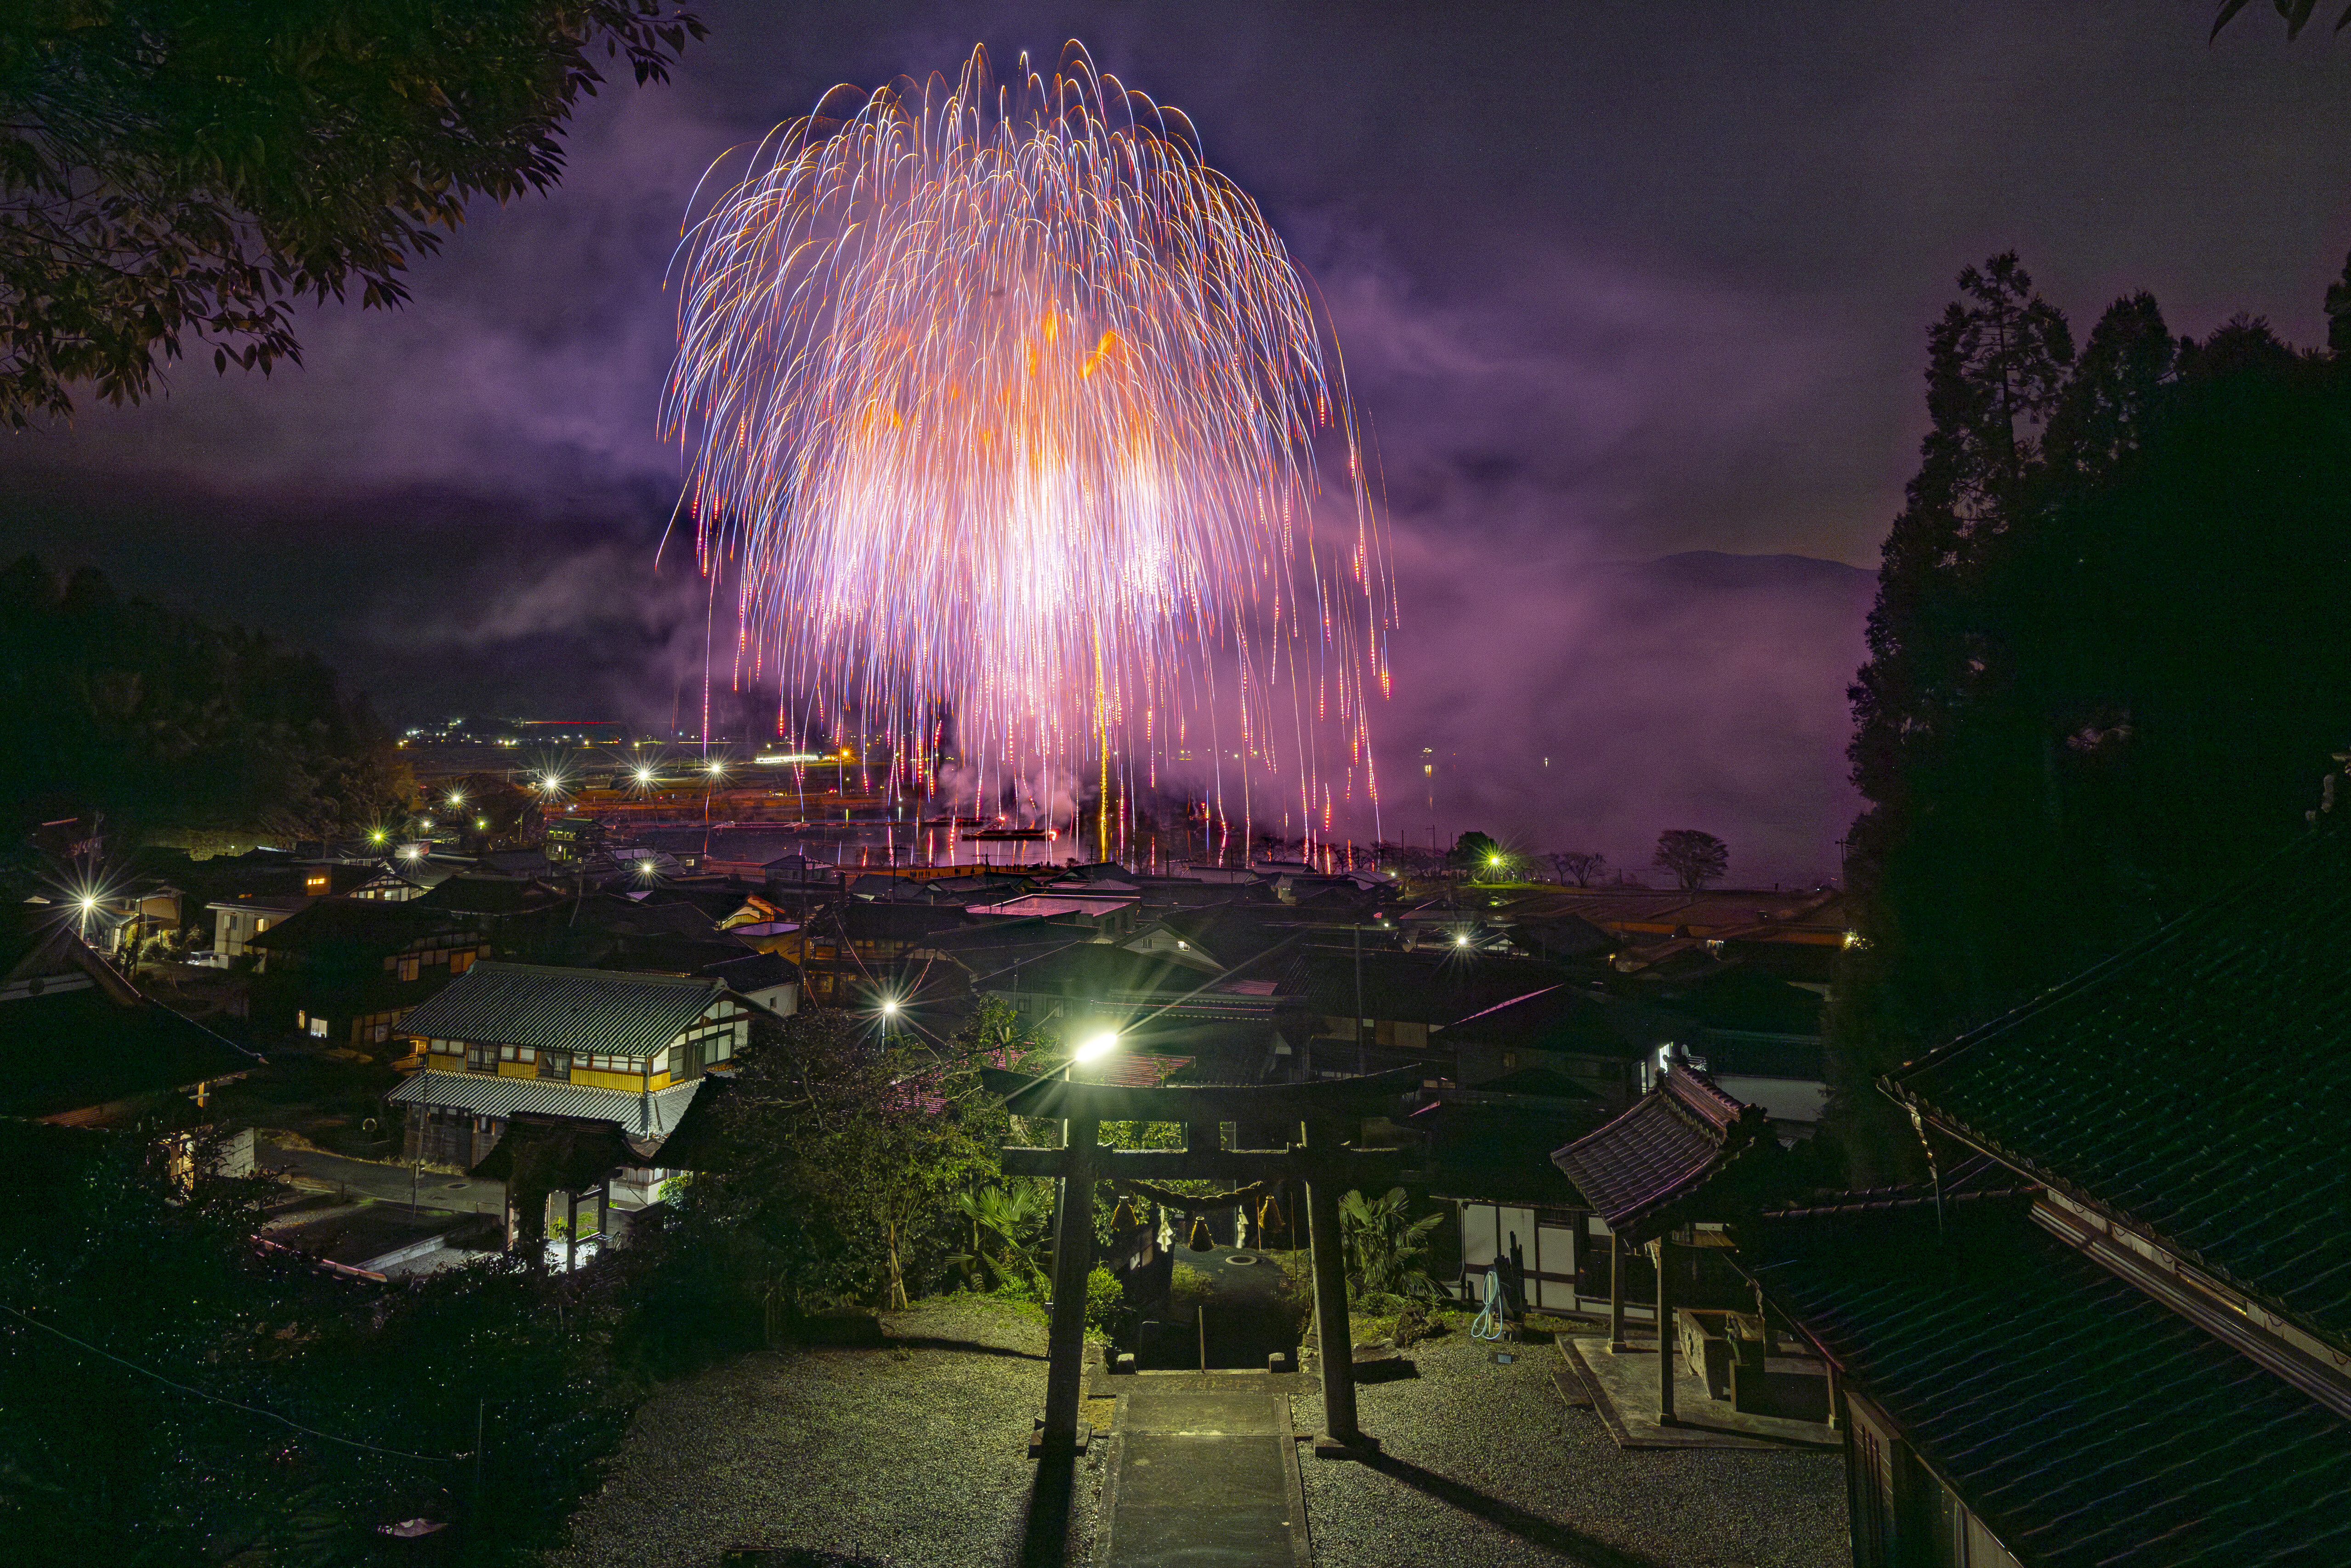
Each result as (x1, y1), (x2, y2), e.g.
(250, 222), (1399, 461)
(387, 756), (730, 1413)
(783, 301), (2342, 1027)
(633, 1000), (1022, 1337)
(0, 0), (701, 426)
(0, 1130), (625, 1566)
(1830, 253), (2351, 1177)
(1653, 828), (1730, 891)
(0, 556), (407, 846)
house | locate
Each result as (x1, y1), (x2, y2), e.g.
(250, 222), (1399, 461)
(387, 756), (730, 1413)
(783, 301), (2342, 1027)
(1409, 1066), (1610, 1310)
(696, 950), (799, 1017)
(1, 909), (260, 1166)
(1631, 963), (1829, 1137)
(246, 898), (490, 1046)
(1297, 947), (1678, 1096)
(386, 962), (766, 1207)
(1741, 815), (2351, 1566)
(205, 893), (315, 963)
(772, 901), (977, 1004)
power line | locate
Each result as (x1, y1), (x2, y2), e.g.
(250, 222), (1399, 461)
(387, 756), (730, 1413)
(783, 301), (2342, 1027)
(0, 1302), (458, 1465)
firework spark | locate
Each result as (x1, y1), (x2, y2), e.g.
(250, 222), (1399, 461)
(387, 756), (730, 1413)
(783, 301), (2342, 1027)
(664, 43), (1389, 852)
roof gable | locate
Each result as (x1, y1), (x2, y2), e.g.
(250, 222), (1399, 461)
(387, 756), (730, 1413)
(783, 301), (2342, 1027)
(1549, 1068), (1772, 1243)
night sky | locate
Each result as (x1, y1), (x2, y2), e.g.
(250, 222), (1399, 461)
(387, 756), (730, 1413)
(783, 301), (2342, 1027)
(5, 2), (2348, 882)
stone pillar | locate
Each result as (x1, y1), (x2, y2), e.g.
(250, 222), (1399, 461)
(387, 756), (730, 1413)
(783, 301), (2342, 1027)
(1304, 1120), (1361, 1447)
(1039, 1116), (1100, 1448)
(1654, 1233), (1677, 1426)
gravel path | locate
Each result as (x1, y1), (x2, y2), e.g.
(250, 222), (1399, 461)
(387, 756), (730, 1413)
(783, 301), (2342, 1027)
(548, 1307), (1844, 1568)
(545, 1299), (1102, 1568)
(1295, 1331), (1848, 1568)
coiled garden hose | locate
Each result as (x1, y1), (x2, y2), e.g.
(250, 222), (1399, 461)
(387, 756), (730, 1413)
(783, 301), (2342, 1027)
(1471, 1264), (1510, 1341)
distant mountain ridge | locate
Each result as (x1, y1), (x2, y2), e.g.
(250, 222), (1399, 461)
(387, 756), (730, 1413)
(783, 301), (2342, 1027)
(1607, 550), (1874, 592)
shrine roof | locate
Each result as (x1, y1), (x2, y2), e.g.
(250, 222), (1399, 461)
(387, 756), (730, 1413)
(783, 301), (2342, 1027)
(1547, 1068), (1772, 1244)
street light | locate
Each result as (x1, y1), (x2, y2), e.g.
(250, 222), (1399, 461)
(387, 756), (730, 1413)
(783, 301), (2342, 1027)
(1073, 1031), (1119, 1064)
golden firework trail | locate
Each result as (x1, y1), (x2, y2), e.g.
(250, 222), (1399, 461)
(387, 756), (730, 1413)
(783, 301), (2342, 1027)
(664, 43), (1390, 857)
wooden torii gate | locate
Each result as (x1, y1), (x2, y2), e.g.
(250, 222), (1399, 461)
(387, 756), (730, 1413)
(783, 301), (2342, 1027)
(981, 1064), (1424, 1454)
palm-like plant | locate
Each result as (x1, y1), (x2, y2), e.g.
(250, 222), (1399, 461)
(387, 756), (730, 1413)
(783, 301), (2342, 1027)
(1337, 1187), (1444, 1301)
(955, 1185), (1050, 1295)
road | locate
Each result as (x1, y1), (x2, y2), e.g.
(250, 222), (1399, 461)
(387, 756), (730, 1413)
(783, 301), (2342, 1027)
(263, 1143), (505, 1217)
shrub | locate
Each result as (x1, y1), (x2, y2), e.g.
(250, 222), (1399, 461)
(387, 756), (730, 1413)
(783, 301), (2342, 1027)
(1085, 1266), (1125, 1334)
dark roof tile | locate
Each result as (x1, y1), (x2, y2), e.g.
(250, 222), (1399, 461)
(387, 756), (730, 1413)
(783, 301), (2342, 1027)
(1889, 818), (2351, 1352)
(1747, 1198), (2351, 1568)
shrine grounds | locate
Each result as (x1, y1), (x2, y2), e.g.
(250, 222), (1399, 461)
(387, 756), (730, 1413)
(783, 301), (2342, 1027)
(542, 1296), (1847, 1568)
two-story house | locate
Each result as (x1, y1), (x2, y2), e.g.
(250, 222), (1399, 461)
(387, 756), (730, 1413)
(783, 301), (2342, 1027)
(247, 898), (491, 1047)
(386, 962), (768, 1206)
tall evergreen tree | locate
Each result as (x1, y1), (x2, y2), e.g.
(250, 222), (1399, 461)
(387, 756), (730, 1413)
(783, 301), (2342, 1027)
(1834, 254), (2074, 1179)
(1829, 254), (2351, 1183)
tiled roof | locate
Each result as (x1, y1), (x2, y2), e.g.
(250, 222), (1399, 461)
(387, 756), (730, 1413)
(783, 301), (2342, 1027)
(1299, 949), (1585, 1026)
(470, 1119), (654, 1184)
(247, 898), (472, 951)
(1745, 1196), (2351, 1568)
(1887, 816), (2351, 1354)
(0, 986), (261, 1119)
(388, 1068), (701, 1137)
(393, 963), (725, 1059)
(1549, 1068), (1771, 1244)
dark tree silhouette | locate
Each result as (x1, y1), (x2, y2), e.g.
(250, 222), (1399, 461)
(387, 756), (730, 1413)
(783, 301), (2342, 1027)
(1448, 830), (1503, 879)
(1653, 830), (1728, 891)
(0, 1), (702, 426)
(2211, 0), (2351, 41)
(1550, 850), (1608, 886)
(0, 555), (406, 847)
(1828, 250), (2351, 1180)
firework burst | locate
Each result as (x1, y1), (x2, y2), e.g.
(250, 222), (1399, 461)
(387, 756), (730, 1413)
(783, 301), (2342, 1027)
(664, 43), (1390, 854)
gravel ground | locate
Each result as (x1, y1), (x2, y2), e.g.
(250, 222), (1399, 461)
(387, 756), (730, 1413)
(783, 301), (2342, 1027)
(544, 1298), (1102, 1568)
(1295, 1330), (1849, 1568)
(547, 1306), (1843, 1568)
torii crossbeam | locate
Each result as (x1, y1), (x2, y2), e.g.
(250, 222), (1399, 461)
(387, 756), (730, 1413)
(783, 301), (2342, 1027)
(980, 1064), (1422, 1454)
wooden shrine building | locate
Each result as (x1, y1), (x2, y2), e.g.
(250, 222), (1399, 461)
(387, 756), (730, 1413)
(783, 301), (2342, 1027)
(1549, 1066), (1775, 1425)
